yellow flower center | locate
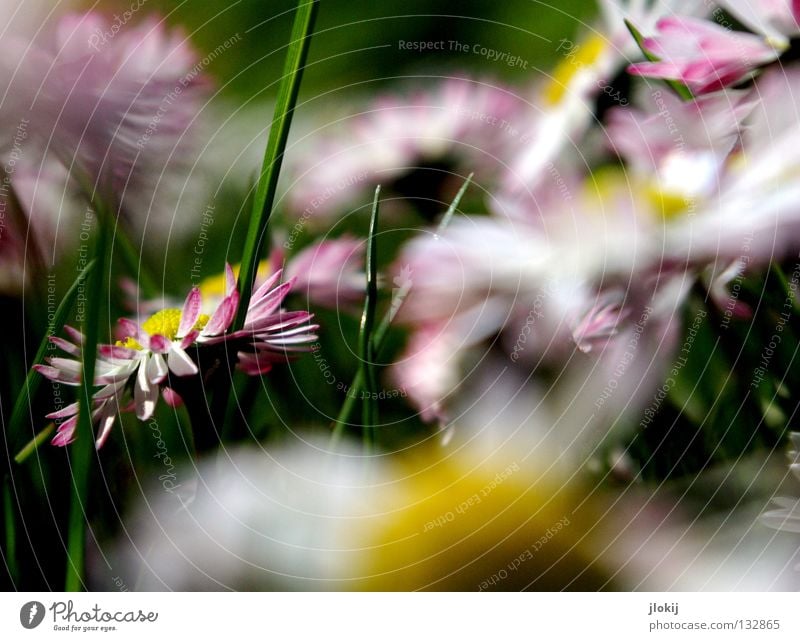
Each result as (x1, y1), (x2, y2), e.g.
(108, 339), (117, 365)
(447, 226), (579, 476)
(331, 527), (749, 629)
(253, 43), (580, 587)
(645, 185), (693, 221)
(582, 168), (694, 224)
(543, 34), (607, 106)
(116, 336), (144, 350)
(198, 259), (272, 298)
(116, 308), (210, 350)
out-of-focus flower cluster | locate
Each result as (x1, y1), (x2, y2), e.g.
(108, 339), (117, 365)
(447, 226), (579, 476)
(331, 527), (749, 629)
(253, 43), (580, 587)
(7, 0), (800, 592)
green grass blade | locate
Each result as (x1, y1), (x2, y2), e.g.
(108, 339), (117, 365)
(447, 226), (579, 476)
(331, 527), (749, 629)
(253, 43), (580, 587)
(64, 204), (112, 592)
(771, 262), (800, 314)
(114, 225), (158, 299)
(2, 475), (18, 585)
(234, 0), (319, 330)
(10, 260), (95, 462)
(208, 1), (318, 450)
(436, 172), (473, 234)
(14, 424), (55, 465)
(359, 187), (381, 450)
(330, 175), (472, 445)
(624, 19), (694, 101)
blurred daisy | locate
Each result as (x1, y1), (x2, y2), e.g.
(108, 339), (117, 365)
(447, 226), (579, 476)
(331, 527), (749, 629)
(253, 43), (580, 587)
(112, 437), (617, 590)
(626, 16), (783, 94)
(0, 10), (210, 245)
(715, 0), (800, 48)
(286, 77), (524, 221)
(661, 65), (800, 267)
(503, 0), (711, 193)
(388, 172), (689, 425)
(35, 266), (318, 446)
(111, 433), (800, 591)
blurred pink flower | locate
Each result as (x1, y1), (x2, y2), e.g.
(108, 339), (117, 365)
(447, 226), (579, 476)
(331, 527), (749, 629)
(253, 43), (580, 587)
(627, 16), (782, 94)
(121, 238), (365, 317)
(716, 0), (800, 46)
(283, 237), (365, 309)
(387, 210), (668, 423)
(286, 77), (524, 222)
(0, 10), (209, 239)
(26, 13), (203, 189)
(35, 266), (317, 447)
(502, 0), (712, 195)
(666, 65), (800, 267)
(606, 87), (755, 175)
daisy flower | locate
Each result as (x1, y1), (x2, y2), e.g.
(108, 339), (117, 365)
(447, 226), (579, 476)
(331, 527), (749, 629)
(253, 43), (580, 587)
(0, 11), (211, 243)
(121, 237), (365, 318)
(715, 0), (800, 48)
(626, 16), (783, 95)
(388, 184), (686, 424)
(502, 0), (712, 194)
(286, 77), (524, 222)
(35, 266), (318, 447)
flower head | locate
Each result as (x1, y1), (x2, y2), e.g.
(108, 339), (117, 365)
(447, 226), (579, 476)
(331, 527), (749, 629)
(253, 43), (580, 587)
(283, 237), (365, 309)
(287, 77), (523, 222)
(0, 10), (210, 248)
(627, 16), (783, 94)
(716, 0), (800, 47)
(35, 265), (317, 447)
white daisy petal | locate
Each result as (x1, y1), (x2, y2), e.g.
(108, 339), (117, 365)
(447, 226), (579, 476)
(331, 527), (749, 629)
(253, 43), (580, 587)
(168, 346), (199, 377)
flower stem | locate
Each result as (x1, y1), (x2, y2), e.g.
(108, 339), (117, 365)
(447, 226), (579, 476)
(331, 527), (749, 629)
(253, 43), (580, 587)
(359, 187), (381, 451)
(210, 0), (317, 448)
(2, 475), (19, 586)
(234, 0), (319, 328)
(329, 174), (473, 446)
(64, 200), (112, 592)
(11, 261), (95, 464)
(13, 424), (55, 465)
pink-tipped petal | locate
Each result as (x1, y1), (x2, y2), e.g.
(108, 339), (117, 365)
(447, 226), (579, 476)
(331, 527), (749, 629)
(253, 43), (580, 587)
(63, 326), (85, 345)
(34, 364), (74, 383)
(179, 329), (199, 350)
(45, 402), (79, 420)
(94, 381), (126, 400)
(99, 344), (138, 359)
(49, 357), (83, 376)
(149, 334), (171, 353)
(178, 286), (202, 337)
(51, 415), (79, 447)
(117, 318), (142, 341)
(250, 269), (282, 302)
(162, 386), (184, 408)
(225, 263), (237, 294)
(203, 292), (238, 336)
(50, 336), (81, 356)
(94, 406), (117, 449)
(245, 281), (293, 326)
